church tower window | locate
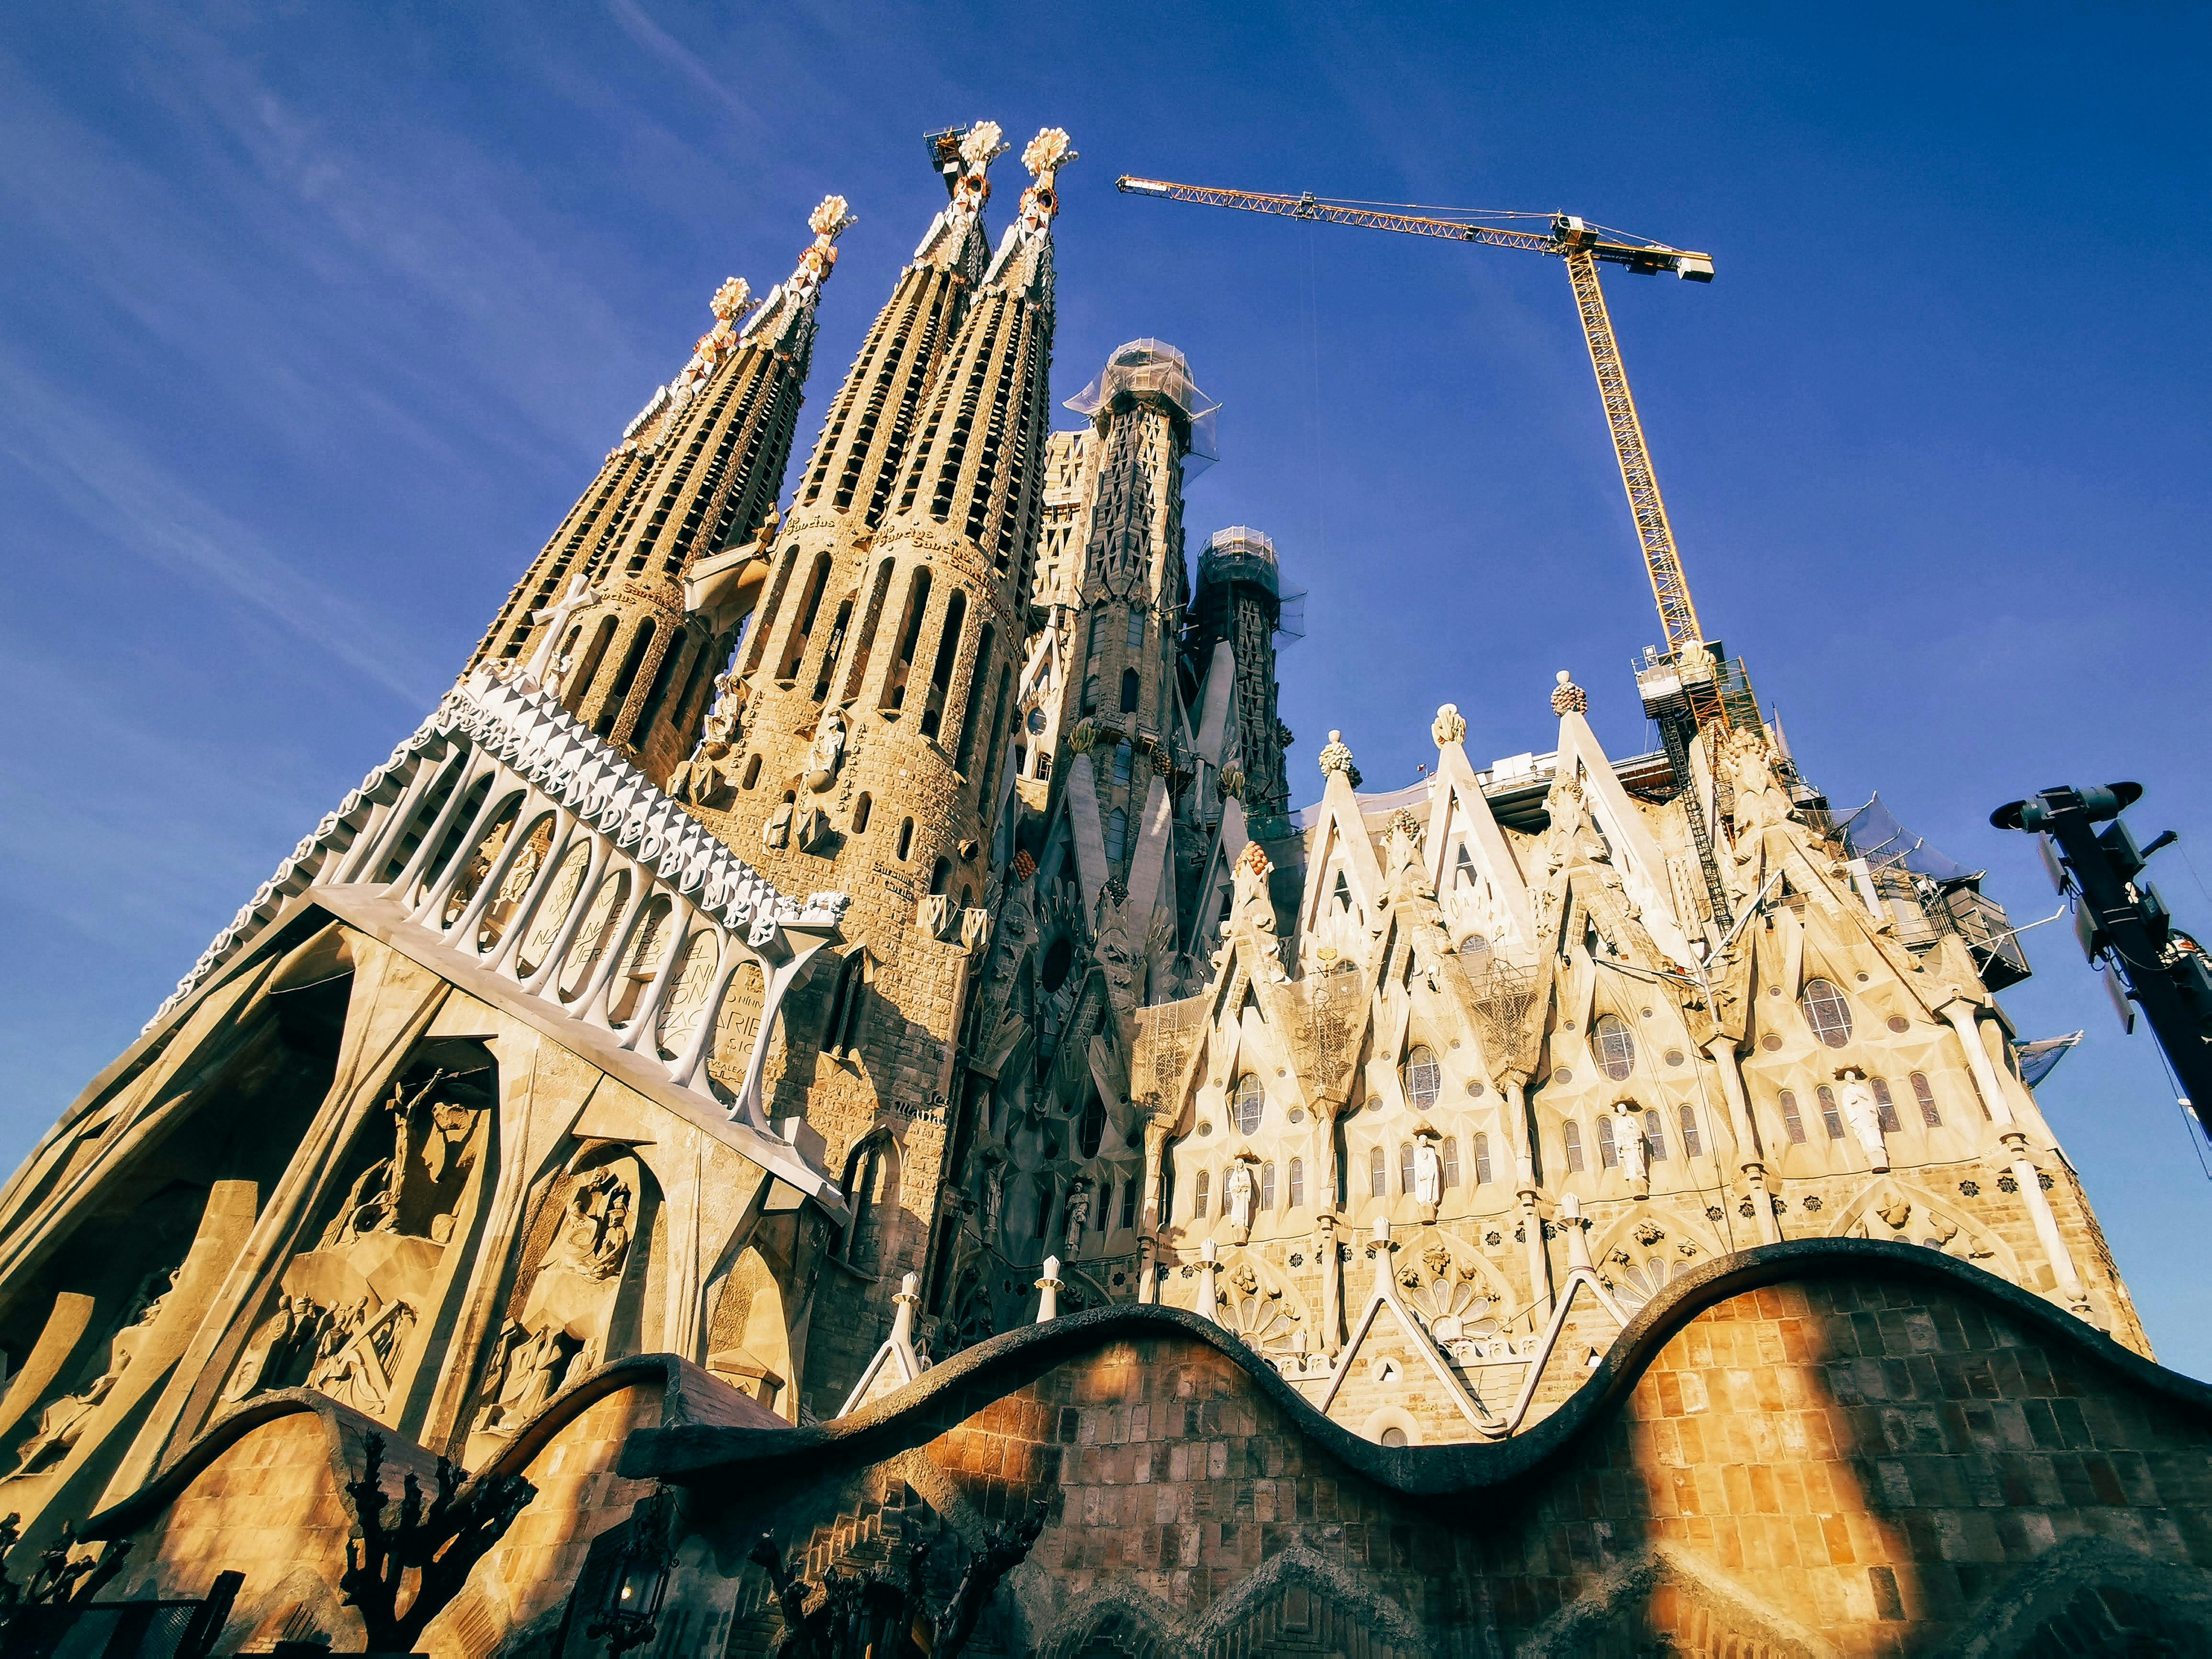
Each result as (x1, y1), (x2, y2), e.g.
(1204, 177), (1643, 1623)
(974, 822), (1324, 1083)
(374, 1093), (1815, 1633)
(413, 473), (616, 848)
(1119, 668), (1140, 715)
(1597, 1113), (1619, 1169)
(919, 589), (968, 739)
(1402, 1045), (1441, 1112)
(1779, 1090), (1806, 1143)
(1593, 1014), (1635, 1081)
(895, 818), (914, 861)
(1126, 607), (1146, 649)
(1368, 1145), (1385, 1198)
(1816, 1085), (1845, 1138)
(1232, 1074), (1265, 1136)
(1911, 1072), (1942, 1127)
(1562, 1119), (1585, 1172)
(1288, 1158), (1304, 1209)
(1103, 808), (1127, 863)
(1192, 1170), (1209, 1219)
(1678, 1103), (1702, 1158)
(1800, 978), (1854, 1047)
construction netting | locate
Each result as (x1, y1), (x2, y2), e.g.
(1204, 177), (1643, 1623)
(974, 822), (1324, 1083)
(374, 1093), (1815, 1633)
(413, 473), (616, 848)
(1825, 793), (1976, 883)
(1065, 338), (1220, 479)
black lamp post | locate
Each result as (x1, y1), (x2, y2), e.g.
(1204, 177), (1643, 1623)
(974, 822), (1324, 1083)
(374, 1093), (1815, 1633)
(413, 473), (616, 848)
(586, 1486), (676, 1655)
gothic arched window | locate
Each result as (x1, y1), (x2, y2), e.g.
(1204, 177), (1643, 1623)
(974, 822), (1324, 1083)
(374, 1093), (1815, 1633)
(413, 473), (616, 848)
(1368, 1145), (1385, 1198)
(1562, 1119), (1585, 1172)
(1816, 1085), (1845, 1138)
(1192, 1170), (1209, 1219)
(1911, 1072), (1942, 1127)
(1288, 1158), (1304, 1209)
(1402, 1045), (1441, 1113)
(1119, 668), (1140, 715)
(1678, 1103), (1702, 1158)
(1078, 1096), (1106, 1159)
(1126, 607), (1146, 650)
(1800, 978), (1854, 1047)
(1398, 1140), (1416, 1194)
(1873, 1077), (1902, 1133)
(1112, 743), (1133, 787)
(1470, 1134), (1489, 1185)
(1103, 809), (1128, 863)
(1779, 1090), (1806, 1144)
(1260, 1161), (1276, 1211)
(1232, 1074), (1265, 1136)
(1593, 1014), (1636, 1081)
(1597, 1113), (1619, 1169)
(1643, 1108), (1668, 1162)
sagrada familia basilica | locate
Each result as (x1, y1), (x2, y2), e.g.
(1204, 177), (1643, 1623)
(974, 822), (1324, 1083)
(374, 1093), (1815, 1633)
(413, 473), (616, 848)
(1, 124), (2207, 1657)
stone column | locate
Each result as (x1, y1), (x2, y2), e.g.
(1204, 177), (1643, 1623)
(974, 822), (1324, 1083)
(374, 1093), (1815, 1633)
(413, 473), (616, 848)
(1502, 1076), (1552, 1324)
(1034, 1256), (1063, 1323)
(1703, 1038), (1781, 1245)
(1941, 1000), (2089, 1315)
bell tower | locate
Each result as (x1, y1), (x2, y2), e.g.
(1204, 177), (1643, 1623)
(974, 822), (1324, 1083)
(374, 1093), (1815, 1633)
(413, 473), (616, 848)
(466, 197), (853, 790)
(676, 127), (1076, 1407)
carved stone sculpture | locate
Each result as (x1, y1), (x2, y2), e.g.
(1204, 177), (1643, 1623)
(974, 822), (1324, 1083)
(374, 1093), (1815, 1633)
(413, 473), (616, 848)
(803, 709), (847, 793)
(224, 1294), (329, 1402)
(1613, 1102), (1648, 1187)
(1224, 1159), (1256, 1240)
(1836, 1068), (1890, 1171)
(1412, 1134), (1443, 1214)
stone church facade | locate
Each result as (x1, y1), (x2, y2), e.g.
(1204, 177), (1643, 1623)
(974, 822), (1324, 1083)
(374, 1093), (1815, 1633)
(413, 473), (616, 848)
(0, 124), (2206, 1655)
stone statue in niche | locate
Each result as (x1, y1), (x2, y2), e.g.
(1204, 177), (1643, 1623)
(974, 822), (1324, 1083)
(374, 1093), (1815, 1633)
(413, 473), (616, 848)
(542, 1169), (633, 1283)
(1612, 1102), (1649, 1188)
(471, 1321), (575, 1435)
(802, 708), (847, 793)
(763, 798), (794, 850)
(5, 1365), (124, 1479)
(223, 1294), (330, 1402)
(1835, 1067), (1890, 1171)
(1061, 1183), (1091, 1254)
(1411, 1133), (1443, 1216)
(1224, 1159), (1256, 1241)
(306, 1296), (416, 1418)
(320, 1070), (484, 1250)
(981, 1159), (1005, 1240)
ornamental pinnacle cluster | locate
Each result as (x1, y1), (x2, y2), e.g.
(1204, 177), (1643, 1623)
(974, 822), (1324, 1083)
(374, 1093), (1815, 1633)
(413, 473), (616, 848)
(0, 125), (2201, 1659)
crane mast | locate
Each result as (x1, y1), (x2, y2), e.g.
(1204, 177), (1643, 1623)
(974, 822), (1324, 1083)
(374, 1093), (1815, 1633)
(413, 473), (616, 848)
(1118, 174), (1740, 931)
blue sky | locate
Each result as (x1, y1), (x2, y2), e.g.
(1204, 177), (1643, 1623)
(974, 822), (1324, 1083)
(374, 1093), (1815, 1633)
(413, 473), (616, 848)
(4, 3), (2208, 1369)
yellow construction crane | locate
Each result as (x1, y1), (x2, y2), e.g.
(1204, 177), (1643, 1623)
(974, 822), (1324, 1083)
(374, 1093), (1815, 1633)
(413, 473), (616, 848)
(1117, 174), (1741, 927)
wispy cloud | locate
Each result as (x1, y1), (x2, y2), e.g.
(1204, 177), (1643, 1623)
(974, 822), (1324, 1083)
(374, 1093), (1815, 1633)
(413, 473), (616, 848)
(0, 348), (443, 706)
(606, 0), (765, 135)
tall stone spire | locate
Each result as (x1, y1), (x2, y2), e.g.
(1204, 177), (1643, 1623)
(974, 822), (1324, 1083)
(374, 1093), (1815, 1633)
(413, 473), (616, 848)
(467, 196), (853, 786)
(668, 125), (1074, 1406)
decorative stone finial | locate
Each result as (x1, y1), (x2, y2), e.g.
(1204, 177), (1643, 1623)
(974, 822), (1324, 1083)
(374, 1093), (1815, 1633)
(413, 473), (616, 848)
(1551, 670), (1588, 716)
(709, 276), (754, 322)
(1018, 127), (1077, 227)
(960, 121), (1009, 174)
(808, 194), (856, 241)
(1432, 703), (1466, 747)
(1237, 841), (1271, 879)
(1318, 730), (1355, 777)
(1035, 1255), (1064, 1322)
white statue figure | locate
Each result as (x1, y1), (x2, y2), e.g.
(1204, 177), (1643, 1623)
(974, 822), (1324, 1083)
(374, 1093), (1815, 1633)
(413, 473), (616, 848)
(763, 796), (794, 850)
(1224, 1159), (1256, 1239)
(1613, 1102), (1649, 1186)
(1412, 1133), (1443, 1213)
(1835, 1068), (1890, 1171)
(803, 708), (847, 793)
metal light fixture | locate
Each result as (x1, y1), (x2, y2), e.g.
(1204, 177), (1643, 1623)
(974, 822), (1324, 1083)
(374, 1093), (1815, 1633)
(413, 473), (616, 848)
(586, 1485), (676, 1656)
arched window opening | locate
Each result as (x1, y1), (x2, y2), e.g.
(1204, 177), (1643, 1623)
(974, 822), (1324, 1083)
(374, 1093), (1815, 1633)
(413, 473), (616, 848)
(841, 1136), (895, 1266)
(635, 630), (694, 741)
(1081, 675), (1099, 716)
(1085, 608), (1106, 665)
(1103, 808), (1128, 864)
(1872, 1077), (1902, 1133)
(1112, 743), (1133, 788)
(810, 597), (854, 702)
(1260, 1161), (1276, 1211)
(1368, 1145), (1385, 1198)
(954, 625), (996, 774)
(1118, 667), (1140, 715)
(1397, 1140), (1416, 1194)
(1678, 1103), (1703, 1158)
(1779, 1090), (1807, 1144)
(958, 885), (972, 911)
(595, 621), (656, 736)
(918, 589), (968, 740)
(1911, 1072), (1942, 1127)
(1232, 1074), (1265, 1136)
(1334, 1119), (1350, 1207)
(895, 818), (914, 861)
(776, 554), (834, 682)
(1455, 848), (1481, 892)
(851, 793), (872, 834)
(1471, 1134), (1491, 1185)
(928, 857), (951, 897)
(880, 568), (933, 712)
(1040, 936), (1073, 993)
(1597, 1114), (1619, 1169)
(567, 614), (619, 713)
(1800, 978), (1854, 1047)
(1593, 1013), (1635, 1081)
(1125, 607), (1146, 650)
(1159, 1153), (1176, 1226)
(1643, 1108), (1668, 1162)
(1288, 1158), (1304, 1209)
(1816, 1085), (1845, 1138)
(1562, 1119), (1585, 1173)
(838, 558), (896, 702)
(1192, 1170), (1209, 1219)
(741, 753), (762, 790)
(976, 665), (1013, 808)
(822, 951), (868, 1059)
(1119, 1173), (1138, 1229)
(1078, 1095), (1106, 1159)
(1402, 1045), (1441, 1113)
